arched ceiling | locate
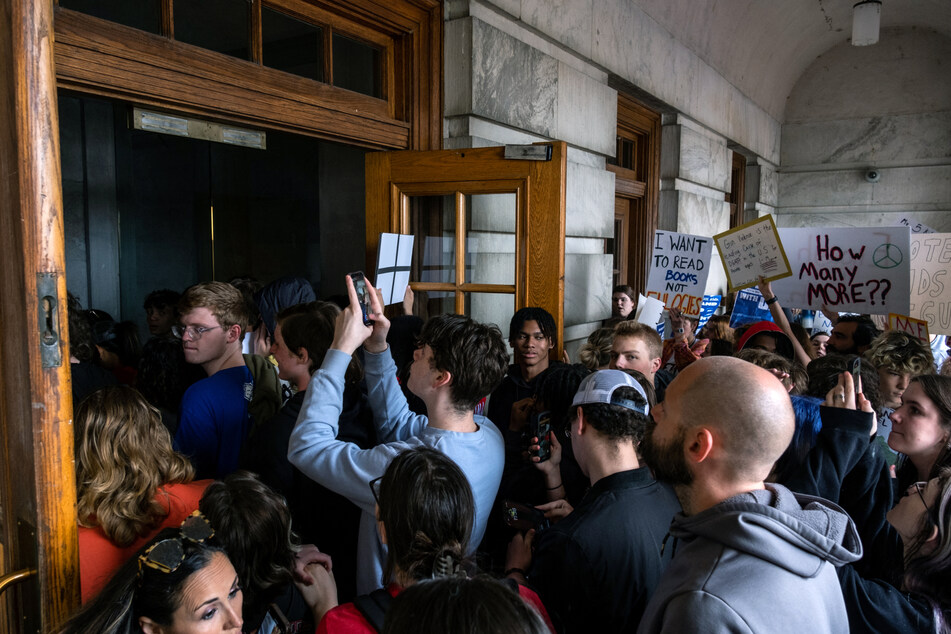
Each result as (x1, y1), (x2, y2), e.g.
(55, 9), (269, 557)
(631, 0), (951, 122)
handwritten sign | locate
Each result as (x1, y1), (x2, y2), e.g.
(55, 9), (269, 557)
(645, 230), (713, 317)
(910, 233), (951, 335)
(696, 294), (722, 330)
(729, 287), (773, 329)
(888, 313), (931, 342)
(713, 215), (791, 292)
(770, 227), (911, 314)
(898, 217), (937, 234)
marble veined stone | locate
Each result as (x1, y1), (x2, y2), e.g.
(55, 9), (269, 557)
(472, 21), (557, 138)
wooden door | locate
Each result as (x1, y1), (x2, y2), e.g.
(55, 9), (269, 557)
(365, 142), (567, 354)
(0, 0), (80, 631)
(608, 94), (660, 291)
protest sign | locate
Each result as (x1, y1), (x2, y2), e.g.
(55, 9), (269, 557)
(910, 233), (951, 335)
(697, 294), (722, 330)
(897, 217), (937, 234)
(376, 233), (415, 305)
(770, 226), (911, 314)
(634, 294), (665, 327)
(729, 287), (773, 329)
(713, 215), (791, 292)
(888, 313), (930, 342)
(645, 230), (713, 317)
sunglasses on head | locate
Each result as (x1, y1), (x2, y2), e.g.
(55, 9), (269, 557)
(139, 511), (215, 576)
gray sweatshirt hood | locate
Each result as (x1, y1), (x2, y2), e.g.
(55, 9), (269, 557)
(668, 483), (863, 577)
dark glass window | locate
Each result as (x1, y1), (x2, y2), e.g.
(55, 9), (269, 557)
(332, 33), (382, 98)
(58, 0), (161, 34)
(262, 7), (323, 81)
(174, 0), (251, 61)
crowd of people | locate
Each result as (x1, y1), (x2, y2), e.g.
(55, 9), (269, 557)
(59, 272), (951, 633)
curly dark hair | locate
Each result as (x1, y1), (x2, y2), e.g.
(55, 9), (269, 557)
(578, 386), (651, 443)
(417, 314), (509, 413)
(508, 307), (557, 348)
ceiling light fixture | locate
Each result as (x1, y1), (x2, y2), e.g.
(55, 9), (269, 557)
(852, 0), (882, 46)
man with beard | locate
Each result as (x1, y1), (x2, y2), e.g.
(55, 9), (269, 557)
(637, 356), (862, 634)
(505, 370), (680, 633)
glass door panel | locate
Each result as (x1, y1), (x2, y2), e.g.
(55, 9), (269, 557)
(465, 193), (516, 286)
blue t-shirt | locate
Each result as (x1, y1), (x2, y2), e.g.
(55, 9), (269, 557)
(175, 365), (253, 479)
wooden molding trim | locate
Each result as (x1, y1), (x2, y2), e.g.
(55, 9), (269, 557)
(53, 0), (442, 151)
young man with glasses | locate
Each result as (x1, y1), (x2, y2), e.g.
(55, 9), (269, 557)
(288, 275), (509, 594)
(173, 281), (256, 479)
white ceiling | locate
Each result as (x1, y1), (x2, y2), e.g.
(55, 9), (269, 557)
(632, 0), (951, 121)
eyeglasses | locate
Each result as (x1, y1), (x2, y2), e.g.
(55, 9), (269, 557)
(369, 476), (383, 508)
(913, 481), (932, 515)
(139, 511), (215, 575)
(172, 324), (221, 340)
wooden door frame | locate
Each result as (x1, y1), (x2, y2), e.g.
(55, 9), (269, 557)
(53, 0), (442, 151)
(1, 0), (79, 630)
(365, 142), (567, 352)
(608, 94), (660, 291)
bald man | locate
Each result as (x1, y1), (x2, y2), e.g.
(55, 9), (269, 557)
(637, 357), (862, 634)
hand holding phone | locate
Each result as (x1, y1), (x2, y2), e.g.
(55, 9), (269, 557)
(529, 411), (552, 462)
(348, 271), (374, 327)
(850, 357), (862, 393)
(502, 500), (550, 532)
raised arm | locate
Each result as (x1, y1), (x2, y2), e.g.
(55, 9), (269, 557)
(757, 276), (813, 367)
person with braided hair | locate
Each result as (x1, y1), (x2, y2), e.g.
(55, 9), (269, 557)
(316, 447), (553, 633)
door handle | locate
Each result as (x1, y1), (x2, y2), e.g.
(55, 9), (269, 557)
(0, 568), (37, 596)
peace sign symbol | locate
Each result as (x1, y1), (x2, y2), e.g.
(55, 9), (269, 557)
(872, 243), (902, 269)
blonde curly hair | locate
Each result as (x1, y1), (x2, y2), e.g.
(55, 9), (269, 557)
(75, 386), (194, 547)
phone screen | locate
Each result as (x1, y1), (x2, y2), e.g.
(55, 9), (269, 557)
(530, 411), (552, 462)
(349, 271), (373, 326)
(850, 357), (861, 388)
(502, 500), (550, 532)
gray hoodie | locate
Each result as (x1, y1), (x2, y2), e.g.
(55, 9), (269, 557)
(638, 483), (862, 634)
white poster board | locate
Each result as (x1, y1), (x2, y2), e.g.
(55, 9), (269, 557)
(770, 226), (911, 314)
(713, 215), (791, 292)
(910, 233), (951, 335)
(375, 233), (415, 305)
(645, 230), (713, 317)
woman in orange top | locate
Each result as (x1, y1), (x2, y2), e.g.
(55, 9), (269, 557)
(75, 386), (211, 602)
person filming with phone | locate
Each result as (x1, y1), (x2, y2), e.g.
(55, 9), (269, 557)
(504, 369), (681, 633)
(288, 272), (510, 595)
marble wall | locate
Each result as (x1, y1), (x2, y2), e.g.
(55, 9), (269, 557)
(463, 0), (782, 165)
(778, 28), (951, 233)
(444, 11), (618, 354)
(658, 115), (733, 297)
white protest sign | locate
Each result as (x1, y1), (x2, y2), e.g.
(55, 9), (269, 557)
(910, 233), (951, 335)
(375, 233), (415, 305)
(770, 226), (911, 314)
(634, 294), (665, 327)
(645, 230), (713, 317)
(897, 217), (937, 234)
(713, 214), (792, 292)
